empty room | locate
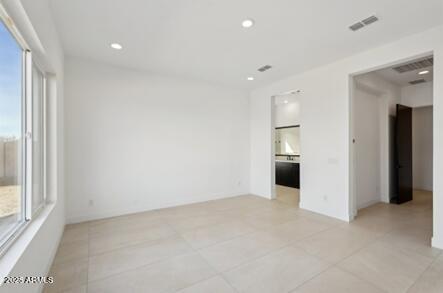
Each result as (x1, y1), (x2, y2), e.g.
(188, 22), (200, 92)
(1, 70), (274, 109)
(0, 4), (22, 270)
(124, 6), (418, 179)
(0, 0), (443, 293)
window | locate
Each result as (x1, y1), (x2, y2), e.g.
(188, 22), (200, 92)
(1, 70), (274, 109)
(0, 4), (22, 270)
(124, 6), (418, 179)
(0, 14), (46, 251)
(32, 65), (46, 214)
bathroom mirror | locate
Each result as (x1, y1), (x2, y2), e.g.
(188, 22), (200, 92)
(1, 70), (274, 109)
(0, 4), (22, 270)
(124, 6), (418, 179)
(275, 126), (300, 156)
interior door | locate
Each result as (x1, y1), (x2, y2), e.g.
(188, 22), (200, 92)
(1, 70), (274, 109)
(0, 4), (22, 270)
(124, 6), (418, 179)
(394, 104), (413, 204)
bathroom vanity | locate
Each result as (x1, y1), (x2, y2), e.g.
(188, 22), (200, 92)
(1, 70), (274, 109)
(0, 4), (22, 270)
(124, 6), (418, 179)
(275, 125), (300, 188)
(275, 157), (300, 188)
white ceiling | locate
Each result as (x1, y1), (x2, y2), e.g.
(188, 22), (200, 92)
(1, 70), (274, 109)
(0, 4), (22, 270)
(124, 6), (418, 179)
(375, 60), (433, 87)
(50, 0), (443, 90)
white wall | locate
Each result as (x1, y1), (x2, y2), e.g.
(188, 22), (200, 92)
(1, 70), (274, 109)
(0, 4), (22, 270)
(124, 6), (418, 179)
(65, 57), (250, 223)
(0, 0), (65, 292)
(413, 106), (433, 191)
(249, 25), (443, 249)
(275, 100), (300, 127)
(353, 87), (381, 209)
(354, 72), (401, 206)
(401, 82), (433, 108)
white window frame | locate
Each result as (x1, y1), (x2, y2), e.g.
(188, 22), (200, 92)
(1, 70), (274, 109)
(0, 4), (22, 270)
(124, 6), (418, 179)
(0, 7), (47, 256)
(30, 62), (47, 216)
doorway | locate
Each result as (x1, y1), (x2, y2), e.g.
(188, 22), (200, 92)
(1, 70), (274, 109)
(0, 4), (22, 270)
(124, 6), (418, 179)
(350, 55), (434, 219)
(272, 91), (301, 207)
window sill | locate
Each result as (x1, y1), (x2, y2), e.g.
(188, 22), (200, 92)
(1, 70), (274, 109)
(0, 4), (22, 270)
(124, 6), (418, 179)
(0, 203), (56, 282)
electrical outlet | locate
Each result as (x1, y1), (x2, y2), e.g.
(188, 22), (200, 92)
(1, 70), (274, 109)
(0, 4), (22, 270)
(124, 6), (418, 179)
(323, 195), (328, 201)
(89, 199), (94, 206)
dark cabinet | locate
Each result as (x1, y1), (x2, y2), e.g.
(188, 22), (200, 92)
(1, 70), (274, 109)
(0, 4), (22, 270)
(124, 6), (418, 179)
(276, 162), (300, 188)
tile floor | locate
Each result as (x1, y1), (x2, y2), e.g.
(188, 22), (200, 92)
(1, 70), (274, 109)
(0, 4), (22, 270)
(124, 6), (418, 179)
(275, 185), (299, 206)
(44, 190), (440, 293)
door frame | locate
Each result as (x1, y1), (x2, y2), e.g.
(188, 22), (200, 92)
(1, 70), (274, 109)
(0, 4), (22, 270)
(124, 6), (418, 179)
(270, 91), (302, 201)
(348, 51), (434, 220)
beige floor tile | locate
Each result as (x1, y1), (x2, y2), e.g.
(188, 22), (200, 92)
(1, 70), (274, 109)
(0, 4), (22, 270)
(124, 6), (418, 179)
(44, 193), (437, 293)
(53, 239), (89, 266)
(44, 259), (88, 293)
(176, 276), (236, 293)
(242, 208), (300, 229)
(154, 202), (216, 220)
(180, 220), (256, 249)
(88, 212), (165, 235)
(408, 254), (443, 293)
(88, 253), (216, 293)
(206, 195), (270, 212)
(167, 214), (228, 232)
(295, 209), (344, 227)
(89, 223), (177, 255)
(293, 267), (385, 293)
(60, 285), (87, 293)
(275, 185), (299, 206)
(295, 226), (378, 263)
(340, 213), (400, 237)
(338, 241), (433, 293)
(224, 246), (328, 293)
(88, 235), (192, 281)
(266, 218), (331, 243)
(199, 230), (288, 272)
(377, 226), (441, 259)
(60, 223), (89, 245)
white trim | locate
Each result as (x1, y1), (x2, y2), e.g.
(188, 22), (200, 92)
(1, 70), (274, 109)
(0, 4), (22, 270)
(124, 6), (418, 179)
(0, 4), (49, 255)
(25, 50), (33, 221)
(348, 51), (434, 218)
(30, 63), (47, 214)
(0, 204), (56, 280)
(0, 4), (30, 51)
(43, 75), (47, 204)
(67, 191), (248, 224)
(0, 7), (30, 254)
(432, 235), (443, 250)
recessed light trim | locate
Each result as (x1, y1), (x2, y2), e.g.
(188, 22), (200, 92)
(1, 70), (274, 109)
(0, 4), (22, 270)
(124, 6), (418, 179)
(247, 77), (254, 81)
(242, 19), (255, 28)
(110, 43), (123, 50)
(418, 70), (429, 75)
(284, 100), (289, 104)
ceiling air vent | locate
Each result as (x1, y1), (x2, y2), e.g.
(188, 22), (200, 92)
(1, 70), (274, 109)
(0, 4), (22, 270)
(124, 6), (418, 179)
(349, 15), (378, 31)
(361, 15), (379, 25)
(393, 57), (433, 73)
(258, 65), (272, 72)
(349, 22), (364, 31)
(409, 79), (426, 85)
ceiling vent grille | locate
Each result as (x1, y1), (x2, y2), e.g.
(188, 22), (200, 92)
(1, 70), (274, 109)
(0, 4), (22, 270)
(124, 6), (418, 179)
(361, 15), (378, 25)
(393, 57), (433, 73)
(349, 22), (364, 31)
(409, 79), (426, 85)
(258, 65), (272, 72)
(349, 15), (378, 31)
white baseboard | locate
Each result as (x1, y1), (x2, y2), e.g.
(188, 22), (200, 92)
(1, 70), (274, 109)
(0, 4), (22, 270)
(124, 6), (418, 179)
(299, 201), (350, 222)
(357, 199), (380, 210)
(432, 235), (443, 249)
(66, 191), (248, 224)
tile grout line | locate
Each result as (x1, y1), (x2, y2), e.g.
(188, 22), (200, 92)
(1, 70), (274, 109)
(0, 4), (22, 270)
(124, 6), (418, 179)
(288, 224), (392, 293)
(403, 255), (439, 292)
(164, 209), (242, 292)
(81, 199), (275, 288)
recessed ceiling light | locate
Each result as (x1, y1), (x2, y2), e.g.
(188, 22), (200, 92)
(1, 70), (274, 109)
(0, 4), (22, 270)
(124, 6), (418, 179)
(242, 19), (255, 28)
(110, 43), (123, 50)
(418, 70), (429, 75)
(284, 100), (289, 104)
(247, 77), (254, 81)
